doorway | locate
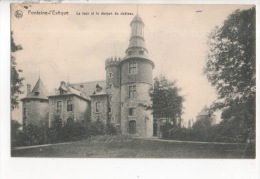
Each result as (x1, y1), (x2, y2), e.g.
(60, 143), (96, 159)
(129, 121), (136, 134)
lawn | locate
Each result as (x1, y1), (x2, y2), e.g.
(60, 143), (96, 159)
(11, 135), (255, 158)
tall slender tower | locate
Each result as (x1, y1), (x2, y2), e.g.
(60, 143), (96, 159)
(105, 56), (121, 131)
(120, 14), (155, 137)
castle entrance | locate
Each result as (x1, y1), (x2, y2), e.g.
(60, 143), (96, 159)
(153, 123), (157, 136)
(129, 121), (136, 134)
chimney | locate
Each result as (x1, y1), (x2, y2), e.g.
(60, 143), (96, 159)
(60, 81), (66, 87)
(27, 84), (31, 95)
(80, 85), (84, 96)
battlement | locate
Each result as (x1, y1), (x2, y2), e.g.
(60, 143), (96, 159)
(105, 56), (122, 67)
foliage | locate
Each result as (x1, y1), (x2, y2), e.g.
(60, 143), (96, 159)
(14, 124), (48, 146)
(11, 31), (24, 110)
(149, 75), (184, 126)
(12, 116), (118, 146)
(204, 7), (256, 133)
(11, 120), (22, 147)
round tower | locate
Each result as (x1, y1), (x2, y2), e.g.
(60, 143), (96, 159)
(21, 77), (49, 129)
(120, 14), (155, 137)
(105, 57), (121, 130)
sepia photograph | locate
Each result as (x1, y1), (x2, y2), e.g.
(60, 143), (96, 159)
(10, 3), (256, 159)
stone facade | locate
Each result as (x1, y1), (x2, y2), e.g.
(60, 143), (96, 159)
(21, 77), (49, 128)
(48, 94), (90, 127)
(22, 14), (155, 138)
(22, 99), (49, 127)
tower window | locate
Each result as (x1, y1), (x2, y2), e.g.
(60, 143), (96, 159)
(129, 62), (137, 74)
(109, 72), (113, 79)
(129, 108), (136, 116)
(109, 95), (112, 102)
(128, 51), (132, 55)
(35, 92), (40, 96)
(96, 102), (101, 113)
(67, 100), (73, 111)
(128, 85), (136, 98)
(109, 83), (113, 89)
(139, 50), (144, 55)
(57, 101), (62, 114)
(108, 107), (112, 113)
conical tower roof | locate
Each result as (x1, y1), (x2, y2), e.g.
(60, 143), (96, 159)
(123, 14), (154, 68)
(22, 77), (48, 100)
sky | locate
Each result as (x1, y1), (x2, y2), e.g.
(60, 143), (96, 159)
(11, 4), (253, 125)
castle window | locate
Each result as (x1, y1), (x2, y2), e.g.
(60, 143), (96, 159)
(108, 107), (112, 113)
(67, 100), (73, 111)
(128, 85), (136, 98)
(129, 108), (136, 116)
(109, 72), (113, 79)
(109, 83), (113, 89)
(57, 101), (62, 114)
(109, 95), (112, 102)
(129, 62), (137, 74)
(96, 102), (101, 113)
(139, 50), (144, 55)
(128, 50), (132, 55)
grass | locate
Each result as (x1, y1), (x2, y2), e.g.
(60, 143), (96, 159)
(11, 135), (255, 158)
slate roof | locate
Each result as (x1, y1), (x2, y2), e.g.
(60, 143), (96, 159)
(21, 77), (49, 100)
(70, 80), (106, 98)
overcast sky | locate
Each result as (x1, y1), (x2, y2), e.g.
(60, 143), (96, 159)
(11, 4), (253, 125)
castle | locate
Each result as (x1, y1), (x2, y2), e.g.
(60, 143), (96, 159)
(21, 14), (155, 138)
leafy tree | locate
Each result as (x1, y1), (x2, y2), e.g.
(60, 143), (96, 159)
(11, 31), (24, 110)
(149, 75), (184, 126)
(204, 7), (256, 133)
(11, 120), (22, 147)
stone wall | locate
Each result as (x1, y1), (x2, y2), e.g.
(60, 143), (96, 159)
(22, 99), (49, 128)
(120, 59), (153, 86)
(48, 95), (90, 127)
(91, 95), (108, 124)
(120, 83), (153, 137)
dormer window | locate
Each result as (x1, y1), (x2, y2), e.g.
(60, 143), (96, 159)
(96, 84), (102, 92)
(35, 92), (40, 96)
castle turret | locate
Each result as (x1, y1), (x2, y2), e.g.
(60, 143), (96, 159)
(21, 77), (49, 128)
(120, 14), (155, 137)
(105, 56), (121, 130)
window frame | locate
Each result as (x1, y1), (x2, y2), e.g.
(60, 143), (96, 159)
(129, 108), (136, 116)
(96, 102), (101, 113)
(109, 72), (113, 79)
(67, 100), (73, 111)
(128, 85), (137, 98)
(129, 62), (137, 74)
(57, 101), (62, 114)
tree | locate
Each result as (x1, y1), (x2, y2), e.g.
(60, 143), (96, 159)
(11, 31), (24, 110)
(149, 75), (184, 126)
(204, 7), (256, 132)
